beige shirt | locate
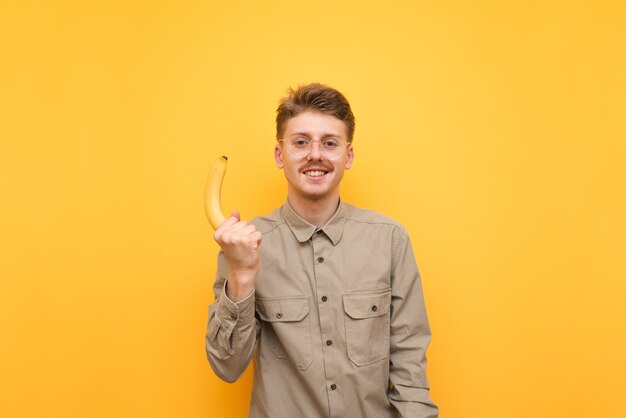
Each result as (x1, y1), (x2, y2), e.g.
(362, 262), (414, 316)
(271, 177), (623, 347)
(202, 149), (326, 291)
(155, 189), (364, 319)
(206, 201), (438, 418)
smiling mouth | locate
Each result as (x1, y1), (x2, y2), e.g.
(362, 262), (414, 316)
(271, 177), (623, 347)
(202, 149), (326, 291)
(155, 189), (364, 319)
(303, 170), (328, 177)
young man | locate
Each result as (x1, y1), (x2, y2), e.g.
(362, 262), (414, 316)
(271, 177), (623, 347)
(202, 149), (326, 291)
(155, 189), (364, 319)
(206, 83), (438, 417)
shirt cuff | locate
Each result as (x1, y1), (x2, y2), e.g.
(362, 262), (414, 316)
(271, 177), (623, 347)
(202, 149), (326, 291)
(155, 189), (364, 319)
(216, 280), (255, 328)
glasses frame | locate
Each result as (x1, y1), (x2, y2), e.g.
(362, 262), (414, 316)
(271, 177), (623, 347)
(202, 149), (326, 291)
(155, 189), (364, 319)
(278, 136), (350, 161)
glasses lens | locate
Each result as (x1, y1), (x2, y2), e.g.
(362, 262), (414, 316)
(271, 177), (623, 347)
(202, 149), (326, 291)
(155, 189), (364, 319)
(288, 137), (311, 159)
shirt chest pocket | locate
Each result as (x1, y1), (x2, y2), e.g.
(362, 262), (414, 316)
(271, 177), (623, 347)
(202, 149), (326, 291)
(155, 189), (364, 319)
(342, 289), (392, 366)
(256, 296), (313, 371)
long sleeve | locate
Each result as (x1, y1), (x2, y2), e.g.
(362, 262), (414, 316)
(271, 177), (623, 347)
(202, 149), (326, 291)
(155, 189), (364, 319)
(205, 250), (259, 383)
(388, 227), (439, 418)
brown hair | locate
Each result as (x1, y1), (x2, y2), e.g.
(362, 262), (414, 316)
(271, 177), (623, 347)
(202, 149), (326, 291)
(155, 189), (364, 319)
(276, 83), (356, 142)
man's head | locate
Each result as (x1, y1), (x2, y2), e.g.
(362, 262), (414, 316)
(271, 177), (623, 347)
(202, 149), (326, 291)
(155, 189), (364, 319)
(276, 83), (355, 142)
(274, 83), (355, 207)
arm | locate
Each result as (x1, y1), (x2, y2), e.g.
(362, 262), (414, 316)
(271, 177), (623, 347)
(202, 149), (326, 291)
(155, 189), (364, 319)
(205, 250), (259, 383)
(388, 226), (438, 417)
(205, 213), (262, 383)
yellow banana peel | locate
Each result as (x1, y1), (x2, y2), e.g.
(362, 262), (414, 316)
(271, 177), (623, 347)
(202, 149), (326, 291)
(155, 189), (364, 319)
(205, 156), (228, 230)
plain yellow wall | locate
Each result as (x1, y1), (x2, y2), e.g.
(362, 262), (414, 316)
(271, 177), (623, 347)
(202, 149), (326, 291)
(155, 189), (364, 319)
(1, 1), (625, 417)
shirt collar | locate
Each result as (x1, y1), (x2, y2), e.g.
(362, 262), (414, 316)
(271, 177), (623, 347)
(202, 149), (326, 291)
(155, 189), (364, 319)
(282, 199), (346, 246)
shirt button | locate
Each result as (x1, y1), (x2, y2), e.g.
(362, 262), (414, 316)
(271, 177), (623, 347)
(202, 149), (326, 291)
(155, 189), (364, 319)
(230, 314), (238, 320)
(321, 296), (328, 302)
(276, 312), (282, 319)
(371, 305), (378, 312)
(330, 384), (337, 391)
(317, 257), (324, 263)
(326, 339), (333, 346)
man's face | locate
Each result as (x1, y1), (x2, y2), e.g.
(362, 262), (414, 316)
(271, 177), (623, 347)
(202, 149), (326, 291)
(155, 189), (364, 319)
(275, 111), (354, 203)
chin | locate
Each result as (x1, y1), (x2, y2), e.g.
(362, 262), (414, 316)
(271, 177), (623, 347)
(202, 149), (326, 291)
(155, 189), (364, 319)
(304, 185), (340, 201)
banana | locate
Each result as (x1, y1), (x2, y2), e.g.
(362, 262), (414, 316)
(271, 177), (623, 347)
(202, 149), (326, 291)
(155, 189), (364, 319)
(204, 156), (228, 230)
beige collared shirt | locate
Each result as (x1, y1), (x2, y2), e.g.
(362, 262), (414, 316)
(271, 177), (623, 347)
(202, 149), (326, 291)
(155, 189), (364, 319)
(206, 201), (438, 418)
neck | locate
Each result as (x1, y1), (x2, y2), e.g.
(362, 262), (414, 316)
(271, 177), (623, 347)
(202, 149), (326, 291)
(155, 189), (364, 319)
(287, 192), (340, 227)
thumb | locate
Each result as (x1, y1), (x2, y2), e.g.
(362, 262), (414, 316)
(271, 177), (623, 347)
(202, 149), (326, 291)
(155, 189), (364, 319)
(230, 211), (241, 222)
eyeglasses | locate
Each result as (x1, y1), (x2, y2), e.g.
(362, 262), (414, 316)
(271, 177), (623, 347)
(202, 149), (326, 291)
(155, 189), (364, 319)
(278, 136), (349, 160)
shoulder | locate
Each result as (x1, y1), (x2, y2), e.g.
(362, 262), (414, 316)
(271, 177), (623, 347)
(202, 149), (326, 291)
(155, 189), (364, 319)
(249, 206), (286, 235)
(342, 202), (411, 254)
(343, 202), (406, 231)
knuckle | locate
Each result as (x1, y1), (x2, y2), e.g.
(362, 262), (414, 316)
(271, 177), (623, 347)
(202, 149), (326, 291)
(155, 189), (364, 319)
(221, 233), (233, 245)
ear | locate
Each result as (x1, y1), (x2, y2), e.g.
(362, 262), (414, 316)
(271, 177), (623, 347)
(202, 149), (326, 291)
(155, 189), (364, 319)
(345, 144), (354, 169)
(274, 143), (284, 169)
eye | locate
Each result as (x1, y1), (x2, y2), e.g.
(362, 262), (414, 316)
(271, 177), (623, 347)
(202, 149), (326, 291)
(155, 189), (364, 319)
(322, 138), (340, 148)
(292, 137), (310, 147)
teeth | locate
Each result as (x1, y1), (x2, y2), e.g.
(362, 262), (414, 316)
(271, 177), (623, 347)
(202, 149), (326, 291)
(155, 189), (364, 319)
(305, 170), (325, 177)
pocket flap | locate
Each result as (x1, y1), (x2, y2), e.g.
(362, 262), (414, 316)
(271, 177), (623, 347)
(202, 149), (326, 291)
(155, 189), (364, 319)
(343, 289), (391, 319)
(256, 296), (310, 322)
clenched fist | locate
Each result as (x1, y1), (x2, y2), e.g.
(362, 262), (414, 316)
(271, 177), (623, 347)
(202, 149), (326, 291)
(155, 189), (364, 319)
(214, 211), (262, 302)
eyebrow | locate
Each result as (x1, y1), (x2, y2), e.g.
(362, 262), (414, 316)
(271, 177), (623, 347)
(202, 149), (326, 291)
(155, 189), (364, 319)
(290, 131), (343, 139)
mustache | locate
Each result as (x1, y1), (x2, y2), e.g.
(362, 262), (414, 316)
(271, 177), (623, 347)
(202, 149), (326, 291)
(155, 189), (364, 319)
(301, 165), (332, 171)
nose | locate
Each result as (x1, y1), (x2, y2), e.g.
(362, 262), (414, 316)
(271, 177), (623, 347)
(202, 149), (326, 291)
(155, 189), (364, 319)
(307, 140), (324, 160)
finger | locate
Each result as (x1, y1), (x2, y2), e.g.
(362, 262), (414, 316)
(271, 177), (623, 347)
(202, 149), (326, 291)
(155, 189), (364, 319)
(214, 215), (240, 240)
(218, 221), (253, 246)
(228, 220), (249, 233)
(230, 211), (241, 222)
(240, 224), (257, 236)
(251, 231), (263, 248)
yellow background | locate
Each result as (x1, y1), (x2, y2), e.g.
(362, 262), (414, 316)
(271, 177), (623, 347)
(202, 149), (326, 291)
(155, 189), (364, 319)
(1, 1), (625, 417)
